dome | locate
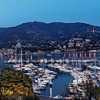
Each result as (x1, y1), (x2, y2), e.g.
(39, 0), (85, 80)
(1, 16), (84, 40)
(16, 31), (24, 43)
(16, 42), (22, 48)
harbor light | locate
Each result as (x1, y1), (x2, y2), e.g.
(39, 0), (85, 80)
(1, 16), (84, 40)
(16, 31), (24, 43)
(49, 80), (53, 97)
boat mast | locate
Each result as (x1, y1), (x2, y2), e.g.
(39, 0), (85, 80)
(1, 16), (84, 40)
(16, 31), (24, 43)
(20, 47), (23, 67)
(15, 47), (17, 64)
(94, 50), (96, 74)
(16, 42), (23, 69)
(0, 52), (3, 71)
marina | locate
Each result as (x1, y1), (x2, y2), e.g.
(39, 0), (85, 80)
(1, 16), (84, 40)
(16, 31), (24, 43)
(0, 46), (100, 99)
(12, 62), (74, 97)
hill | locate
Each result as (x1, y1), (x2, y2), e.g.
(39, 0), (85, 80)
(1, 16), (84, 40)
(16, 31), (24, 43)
(0, 22), (100, 48)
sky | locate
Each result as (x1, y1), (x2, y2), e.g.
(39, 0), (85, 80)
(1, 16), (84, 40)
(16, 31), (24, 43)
(0, 0), (100, 27)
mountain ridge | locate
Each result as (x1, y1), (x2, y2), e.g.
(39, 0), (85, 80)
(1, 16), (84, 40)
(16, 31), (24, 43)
(0, 21), (100, 48)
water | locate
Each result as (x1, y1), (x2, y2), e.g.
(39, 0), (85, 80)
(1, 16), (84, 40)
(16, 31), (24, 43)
(40, 73), (73, 97)
(0, 54), (4, 69)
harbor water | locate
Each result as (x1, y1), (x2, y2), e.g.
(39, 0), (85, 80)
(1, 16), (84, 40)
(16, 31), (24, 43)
(40, 73), (73, 97)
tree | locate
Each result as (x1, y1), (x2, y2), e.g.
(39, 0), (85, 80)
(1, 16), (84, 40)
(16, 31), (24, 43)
(0, 68), (39, 100)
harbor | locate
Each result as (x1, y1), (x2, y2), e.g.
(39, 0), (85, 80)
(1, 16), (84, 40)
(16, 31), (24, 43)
(0, 45), (100, 99)
(40, 73), (73, 97)
(12, 62), (74, 97)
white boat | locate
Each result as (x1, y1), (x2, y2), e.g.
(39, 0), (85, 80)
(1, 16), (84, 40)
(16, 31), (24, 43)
(88, 65), (100, 70)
